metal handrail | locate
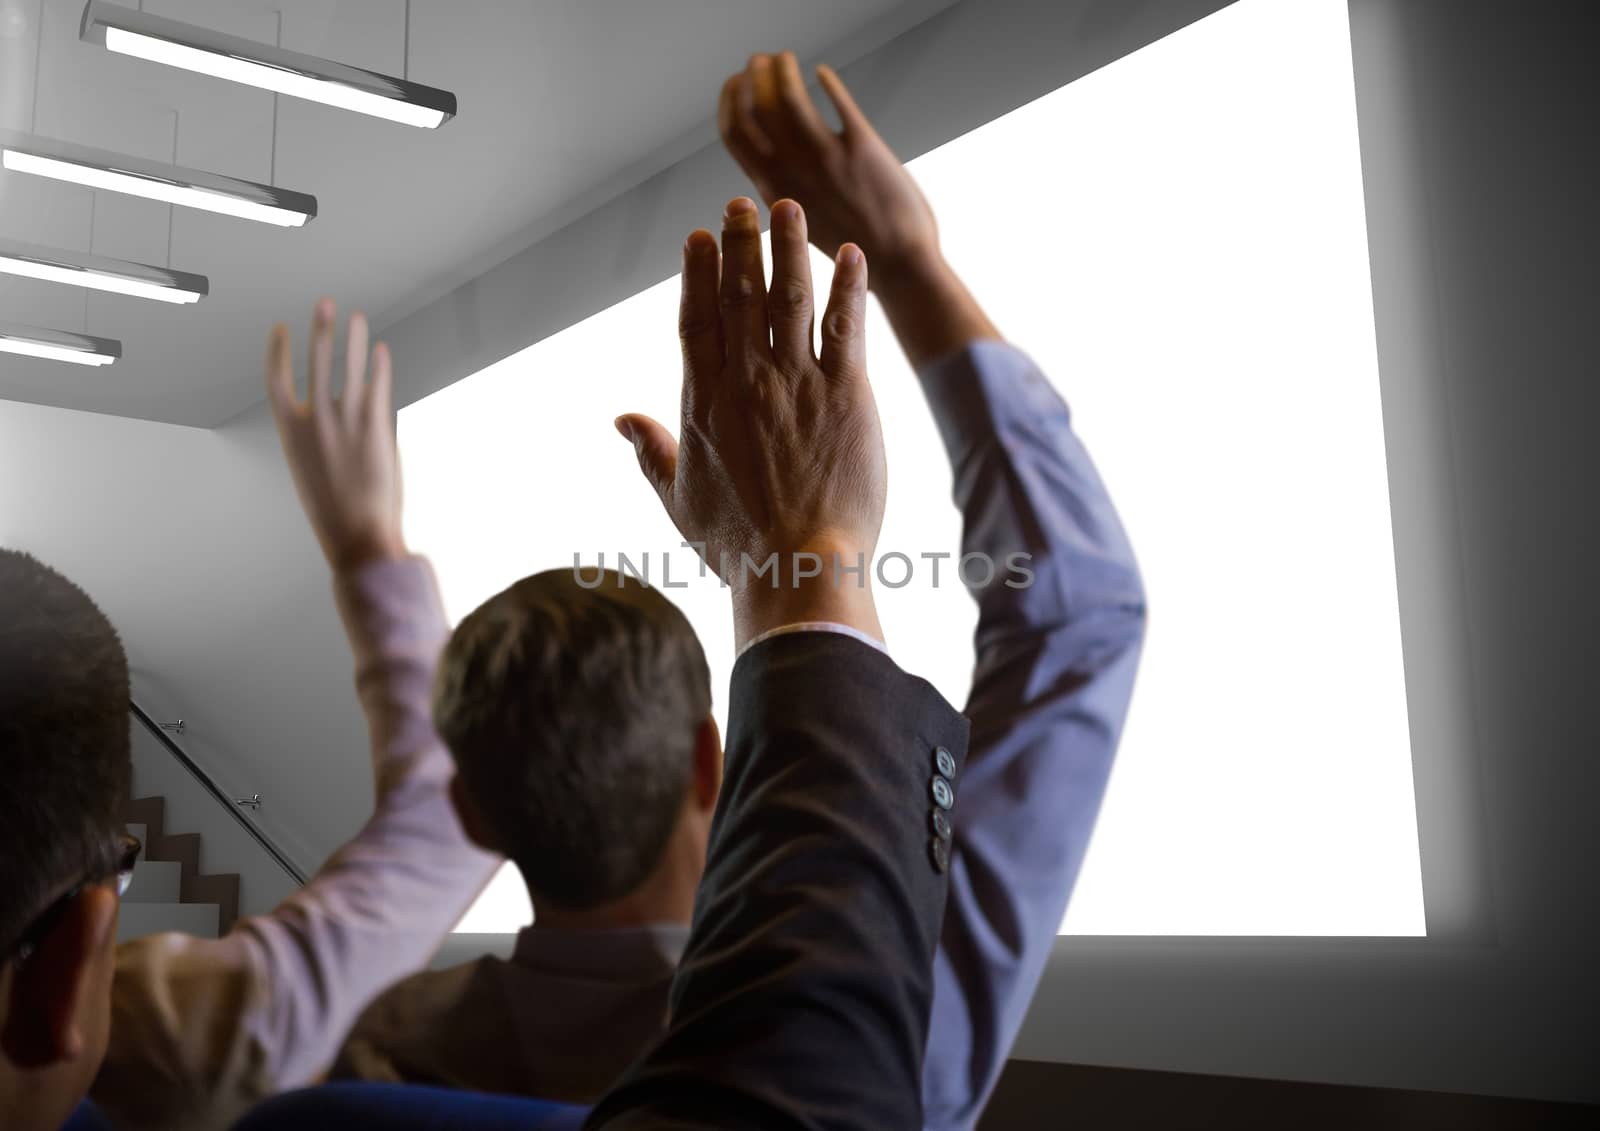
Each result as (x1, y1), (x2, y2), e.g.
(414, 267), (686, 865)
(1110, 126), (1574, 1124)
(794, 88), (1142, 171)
(129, 699), (308, 885)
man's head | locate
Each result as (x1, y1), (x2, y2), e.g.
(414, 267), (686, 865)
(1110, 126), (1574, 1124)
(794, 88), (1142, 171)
(434, 568), (718, 923)
(0, 550), (132, 1130)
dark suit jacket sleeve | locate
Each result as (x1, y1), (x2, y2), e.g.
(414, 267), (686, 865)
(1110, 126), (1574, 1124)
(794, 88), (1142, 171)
(584, 631), (971, 1130)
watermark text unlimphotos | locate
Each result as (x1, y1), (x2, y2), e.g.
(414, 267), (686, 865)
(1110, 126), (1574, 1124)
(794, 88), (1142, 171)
(572, 545), (1034, 590)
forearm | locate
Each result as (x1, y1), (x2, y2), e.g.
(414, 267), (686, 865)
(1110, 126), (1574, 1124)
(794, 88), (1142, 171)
(233, 556), (496, 1085)
(99, 775), (498, 1130)
(872, 246), (1002, 371)
(730, 538), (884, 651)
(236, 769), (495, 1087)
(917, 341), (1144, 642)
(332, 556), (450, 795)
(247, 303), (496, 1097)
(915, 343), (1146, 1130)
(926, 339), (1146, 868)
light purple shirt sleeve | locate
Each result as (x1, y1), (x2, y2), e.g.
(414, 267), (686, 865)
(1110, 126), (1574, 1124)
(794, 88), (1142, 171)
(236, 556), (502, 1084)
(917, 341), (1147, 1131)
(98, 556), (501, 1131)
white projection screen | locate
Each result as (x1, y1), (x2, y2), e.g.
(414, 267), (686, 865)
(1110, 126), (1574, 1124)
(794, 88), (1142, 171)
(402, 0), (1425, 937)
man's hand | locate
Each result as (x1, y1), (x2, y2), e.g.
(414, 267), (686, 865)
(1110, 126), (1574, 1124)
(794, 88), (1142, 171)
(720, 53), (1001, 370)
(266, 299), (407, 572)
(617, 197), (887, 650)
(719, 52), (938, 291)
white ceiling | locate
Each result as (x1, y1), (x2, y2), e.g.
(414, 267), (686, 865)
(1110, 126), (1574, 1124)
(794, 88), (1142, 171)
(0, 0), (955, 426)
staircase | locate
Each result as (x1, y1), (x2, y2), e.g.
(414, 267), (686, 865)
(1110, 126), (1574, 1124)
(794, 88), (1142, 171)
(119, 796), (240, 942)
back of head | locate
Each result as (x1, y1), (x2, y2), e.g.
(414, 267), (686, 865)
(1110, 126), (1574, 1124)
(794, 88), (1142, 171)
(433, 569), (711, 912)
(0, 550), (131, 962)
(0, 550), (131, 1128)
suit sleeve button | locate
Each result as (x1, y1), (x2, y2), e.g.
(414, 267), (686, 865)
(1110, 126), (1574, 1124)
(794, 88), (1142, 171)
(934, 745), (956, 778)
(931, 808), (952, 841)
(929, 836), (950, 873)
(931, 775), (955, 810)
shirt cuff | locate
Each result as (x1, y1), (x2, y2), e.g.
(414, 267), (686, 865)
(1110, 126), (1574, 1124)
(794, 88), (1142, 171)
(739, 621), (889, 658)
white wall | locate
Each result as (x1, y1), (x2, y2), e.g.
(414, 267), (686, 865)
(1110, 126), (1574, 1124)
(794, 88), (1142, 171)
(0, 395), (369, 913)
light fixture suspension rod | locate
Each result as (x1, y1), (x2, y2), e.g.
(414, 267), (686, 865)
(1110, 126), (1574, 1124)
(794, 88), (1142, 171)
(167, 109), (179, 266)
(83, 192), (96, 330)
(269, 10), (282, 185)
(29, 0), (44, 132)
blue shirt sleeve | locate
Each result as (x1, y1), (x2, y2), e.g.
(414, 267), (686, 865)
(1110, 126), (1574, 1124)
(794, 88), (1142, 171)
(917, 340), (1147, 1131)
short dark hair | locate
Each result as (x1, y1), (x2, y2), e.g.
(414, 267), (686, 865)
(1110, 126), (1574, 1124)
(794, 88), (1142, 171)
(0, 550), (132, 956)
(433, 569), (712, 911)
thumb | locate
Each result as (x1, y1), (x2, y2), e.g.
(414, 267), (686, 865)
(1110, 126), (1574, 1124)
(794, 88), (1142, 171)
(615, 414), (678, 505)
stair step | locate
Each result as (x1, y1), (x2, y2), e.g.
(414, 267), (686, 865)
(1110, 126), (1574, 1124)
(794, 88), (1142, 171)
(124, 797), (166, 845)
(121, 798), (241, 934)
(118, 901), (219, 941)
(122, 858), (182, 903)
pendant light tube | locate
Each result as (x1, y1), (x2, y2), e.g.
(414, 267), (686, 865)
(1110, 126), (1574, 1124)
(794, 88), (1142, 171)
(80, 1), (456, 128)
(0, 131), (317, 227)
(0, 320), (121, 366)
(0, 237), (208, 304)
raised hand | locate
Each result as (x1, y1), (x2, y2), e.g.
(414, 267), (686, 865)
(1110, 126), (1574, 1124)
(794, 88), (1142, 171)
(720, 53), (999, 368)
(266, 299), (406, 572)
(719, 52), (938, 289)
(616, 197), (887, 649)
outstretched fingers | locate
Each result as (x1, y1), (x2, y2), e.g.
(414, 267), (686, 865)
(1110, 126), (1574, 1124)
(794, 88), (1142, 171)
(368, 341), (394, 432)
(307, 298), (336, 419)
(342, 311), (370, 426)
(265, 322), (298, 423)
(819, 244), (868, 382)
(679, 228), (723, 425)
(816, 65), (872, 140)
(753, 51), (832, 157)
(719, 197), (772, 373)
(767, 200), (815, 369)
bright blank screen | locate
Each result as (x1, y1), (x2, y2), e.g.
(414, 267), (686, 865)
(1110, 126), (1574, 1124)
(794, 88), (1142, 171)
(404, 0), (1425, 937)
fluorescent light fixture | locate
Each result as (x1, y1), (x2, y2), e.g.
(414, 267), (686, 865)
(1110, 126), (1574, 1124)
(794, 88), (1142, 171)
(0, 238), (208, 304)
(0, 320), (121, 366)
(0, 132), (316, 227)
(80, 1), (456, 129)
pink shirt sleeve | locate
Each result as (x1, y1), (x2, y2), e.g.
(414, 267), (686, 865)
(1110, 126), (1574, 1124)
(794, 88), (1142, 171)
(96, 556), (501, 1131)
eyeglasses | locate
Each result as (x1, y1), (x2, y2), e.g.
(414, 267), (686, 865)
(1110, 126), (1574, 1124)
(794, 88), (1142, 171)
(2, 834), (142, 966)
